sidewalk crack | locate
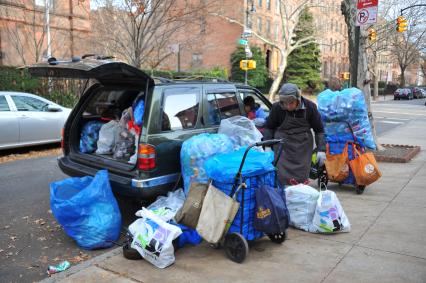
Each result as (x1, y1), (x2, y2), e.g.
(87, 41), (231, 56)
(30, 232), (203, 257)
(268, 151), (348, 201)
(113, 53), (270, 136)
(95, 264), (144, 283)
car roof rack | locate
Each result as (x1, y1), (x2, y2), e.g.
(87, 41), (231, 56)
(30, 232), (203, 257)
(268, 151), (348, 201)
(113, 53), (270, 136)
(152, 76), (174, 83)
(172, 75), (230, 83)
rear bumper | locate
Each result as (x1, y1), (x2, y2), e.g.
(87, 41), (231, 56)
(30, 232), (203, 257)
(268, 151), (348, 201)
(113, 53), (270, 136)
(58, 156), (179, 200)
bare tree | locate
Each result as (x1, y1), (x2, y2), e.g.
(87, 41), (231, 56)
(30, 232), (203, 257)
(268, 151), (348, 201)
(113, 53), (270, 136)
(91, 0), (214, 69)
(212, 0), (325, 101)
(382, 0), (426, 87)
(1, 2), (48, 65)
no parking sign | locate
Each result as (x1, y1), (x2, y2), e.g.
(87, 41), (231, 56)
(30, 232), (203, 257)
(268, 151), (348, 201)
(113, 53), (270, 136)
(356, 0), (378, 26)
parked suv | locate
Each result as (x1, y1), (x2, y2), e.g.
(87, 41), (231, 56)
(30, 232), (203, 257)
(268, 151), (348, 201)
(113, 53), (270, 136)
(29, 59), (271, 202)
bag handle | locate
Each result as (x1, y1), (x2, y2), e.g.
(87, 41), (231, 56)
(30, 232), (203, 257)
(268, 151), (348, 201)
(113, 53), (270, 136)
(319, 181), (328, 192)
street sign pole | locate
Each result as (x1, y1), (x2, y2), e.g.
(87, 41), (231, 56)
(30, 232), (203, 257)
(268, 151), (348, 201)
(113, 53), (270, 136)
(352, 26), (360, 87)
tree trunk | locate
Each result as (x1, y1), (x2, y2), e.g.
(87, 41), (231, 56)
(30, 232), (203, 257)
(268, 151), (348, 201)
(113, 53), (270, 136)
(373, 55), (379, 101)
(400, 66), (406, 87)
(342, 0), (383, 151)
(268, 50), (287, 102)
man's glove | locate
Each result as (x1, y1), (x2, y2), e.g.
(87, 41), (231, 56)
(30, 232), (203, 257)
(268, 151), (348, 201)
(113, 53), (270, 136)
(317, 151), (326, 167)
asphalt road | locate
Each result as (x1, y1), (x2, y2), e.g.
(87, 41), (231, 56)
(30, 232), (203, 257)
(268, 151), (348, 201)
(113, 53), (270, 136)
(372, 97), (426, 136)
(0, 156), (138, 283)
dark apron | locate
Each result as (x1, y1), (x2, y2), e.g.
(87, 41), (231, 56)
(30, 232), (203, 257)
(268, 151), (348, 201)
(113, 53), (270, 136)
(274, 110), (313, 185)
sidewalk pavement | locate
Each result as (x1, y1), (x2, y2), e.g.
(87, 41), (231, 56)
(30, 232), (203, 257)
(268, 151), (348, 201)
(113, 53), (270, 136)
(42, 119), (426, 283)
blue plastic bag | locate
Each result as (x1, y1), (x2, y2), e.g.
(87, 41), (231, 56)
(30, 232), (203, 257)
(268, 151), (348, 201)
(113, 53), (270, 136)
(180, 133), (234, 194)
(317, 88), (376, 149)
(50, 170), (122, 250)
(172, 223), (202, 248)
(254, 184), (289, 234)
(133, 99), (145, 126)
(204, 148), (275, 183)
(80, 121), (104, 153)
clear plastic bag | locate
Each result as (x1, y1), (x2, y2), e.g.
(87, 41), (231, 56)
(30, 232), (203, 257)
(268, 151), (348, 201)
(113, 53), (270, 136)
(285, 184), (319, 232)
(96, 120), (120, 154)
(113, 126), (135, 160)
(218, 116), (263, 149)
(145, 189), (186, 222)
(312, 186), (350, 233)
(129, 208), (182, 268)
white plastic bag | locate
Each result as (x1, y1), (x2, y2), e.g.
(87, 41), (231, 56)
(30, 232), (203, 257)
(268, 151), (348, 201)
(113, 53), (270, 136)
(96, 120), (120, 154)
(285, 184), (320, 233)
(312, 186), (350, 233)
(218, 116), (262, 149)
(144, 189), (186, 222)
(129, 208), (182, 268)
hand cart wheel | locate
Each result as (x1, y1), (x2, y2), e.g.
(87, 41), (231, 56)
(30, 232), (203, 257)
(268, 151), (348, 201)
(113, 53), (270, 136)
(224, 233), (249, 263)
(317, 165), (328, 188)
(356, 185), (366, 194)
(267, 230), (287, 244)
(122, 233), (143, 260)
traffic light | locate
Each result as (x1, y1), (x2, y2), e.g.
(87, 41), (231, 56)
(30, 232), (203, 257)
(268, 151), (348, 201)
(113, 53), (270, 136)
(240, 60), (256, 71)
(396, 16), (408, 33)
(339, 72), (350, 80)
(368, 28), (377, 41)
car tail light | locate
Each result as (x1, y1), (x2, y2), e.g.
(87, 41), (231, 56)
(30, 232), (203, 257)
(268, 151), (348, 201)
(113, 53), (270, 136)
(137, 144), (156, 171)
(61, 128), (64, 150)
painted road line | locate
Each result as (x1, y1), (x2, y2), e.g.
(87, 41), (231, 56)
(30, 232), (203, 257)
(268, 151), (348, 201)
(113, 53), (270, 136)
(377, 121), (404, 124)
(374, 110), (426, 117)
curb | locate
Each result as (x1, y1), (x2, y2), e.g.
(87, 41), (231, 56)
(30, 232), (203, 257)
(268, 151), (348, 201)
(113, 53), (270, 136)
(39, 247), (122, 283)
(374, 144), (421, 163)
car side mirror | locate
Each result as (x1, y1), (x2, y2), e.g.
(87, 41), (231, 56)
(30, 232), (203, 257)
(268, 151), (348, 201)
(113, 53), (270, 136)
(47, 105), (62, 112)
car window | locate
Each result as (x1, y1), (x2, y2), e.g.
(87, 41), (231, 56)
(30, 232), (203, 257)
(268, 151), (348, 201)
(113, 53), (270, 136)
(239, 91), (270, 113)
(206, 92), (241, 125)
(11, 95), (48, 111)
(0, 96), (10, 111)
(161, 87), (200, 131)
(83, 90), (143, 118)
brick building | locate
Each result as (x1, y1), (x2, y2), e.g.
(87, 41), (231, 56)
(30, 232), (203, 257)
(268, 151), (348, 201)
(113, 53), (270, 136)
(160, 0), (350, 83)
(0, 0), (90, 66)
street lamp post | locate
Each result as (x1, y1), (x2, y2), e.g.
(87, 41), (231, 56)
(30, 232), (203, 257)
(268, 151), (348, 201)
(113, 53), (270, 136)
(244, 0), (255, 85)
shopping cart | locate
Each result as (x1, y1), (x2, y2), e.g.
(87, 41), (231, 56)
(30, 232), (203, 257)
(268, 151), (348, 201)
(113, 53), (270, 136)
(322, 121), (367, 194)
(210, 139), (288, 263)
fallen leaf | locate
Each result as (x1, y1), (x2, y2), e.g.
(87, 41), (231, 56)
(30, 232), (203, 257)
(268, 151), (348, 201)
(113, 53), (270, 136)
(4, 225), (10, 229)
(37, 237), (47, 242)
(8, 244), (16, 249)
(22, 216), (29, 220)
(0, 249), (4, 253)
(53, 257), (60, 262)
(34, 219), (46, 225)
(7, 252), (13, 256)
(10, 236), (17, 241)
(42, 246), (49, 249)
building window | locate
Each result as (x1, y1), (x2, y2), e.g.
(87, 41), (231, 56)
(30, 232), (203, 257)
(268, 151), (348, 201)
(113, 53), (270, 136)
(35, 0), (54, 8)
(247, 16), (253, 28)
(191, 53), (203, 68)
(257, 17), (262, 33)
(258, 0), (262, 7)
(334, 40), (337, 53)
(266, 19), (271, 36)
(329, 38), (332, 52)
(266, 0), (271, 10)
(275, 0), (280, 14)
(274, 22), (279, 41)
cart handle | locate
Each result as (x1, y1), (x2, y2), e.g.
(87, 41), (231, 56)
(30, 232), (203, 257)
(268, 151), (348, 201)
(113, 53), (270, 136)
(254, 139), (284, 147)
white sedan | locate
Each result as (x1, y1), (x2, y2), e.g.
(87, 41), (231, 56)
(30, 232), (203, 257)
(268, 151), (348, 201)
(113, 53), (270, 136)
(0, 91), (71, 150)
